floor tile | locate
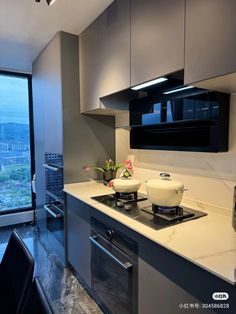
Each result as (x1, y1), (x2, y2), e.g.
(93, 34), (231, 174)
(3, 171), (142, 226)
(0, 223), (102, 314)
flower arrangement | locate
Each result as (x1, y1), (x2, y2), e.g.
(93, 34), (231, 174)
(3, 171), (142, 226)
(120, 159), (134, 178)
(83, 159), (134, 184)
(108, 160), (134, 187)
(83, 158), (122, 173)
(83, 158), (122, 184)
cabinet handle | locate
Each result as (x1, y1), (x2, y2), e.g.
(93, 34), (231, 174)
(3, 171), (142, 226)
(44, 204), (62, 218)
(43, 163), (62, 172)
(89, 236), (133, 270)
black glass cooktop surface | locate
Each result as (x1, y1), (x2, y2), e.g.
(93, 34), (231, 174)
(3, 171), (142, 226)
(91, 193), (207, 230)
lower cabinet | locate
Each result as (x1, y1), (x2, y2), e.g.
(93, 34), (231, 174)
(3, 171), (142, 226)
(138, 237), (236, 314)
(66, 194), (91, 287)
(65, 197), (236, 314)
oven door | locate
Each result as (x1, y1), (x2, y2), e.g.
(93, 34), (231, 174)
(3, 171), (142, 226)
(44, 203), (64, 246)
(90, 234), (138, 314)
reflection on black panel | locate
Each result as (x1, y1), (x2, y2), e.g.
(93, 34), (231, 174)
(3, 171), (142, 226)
(166, 101), (173, 122)
(129, 91), (230, 152)
(195, 100), (210, 120)
(211, 101), (219, 118)
(183, 99), (195, 120)
(130, 91), (226, 127)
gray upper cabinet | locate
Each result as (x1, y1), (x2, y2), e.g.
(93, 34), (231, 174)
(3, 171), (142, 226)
(131, 0), (185, 87)
(98, 0), (130, 98)
(33, 33), (63, 155)
(79, 0), (131, 113)
(185, 0), (236, 88)
(79, 19), (100, 113)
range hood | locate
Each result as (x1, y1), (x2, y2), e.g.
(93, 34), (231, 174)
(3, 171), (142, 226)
(129, 80), (230, 152)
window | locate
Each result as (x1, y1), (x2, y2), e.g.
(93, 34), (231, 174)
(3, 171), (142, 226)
(0, 73), (34, 212)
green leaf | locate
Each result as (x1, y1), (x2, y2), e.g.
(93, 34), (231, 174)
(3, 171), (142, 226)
(104, 160), (110, 170)
(92, 167), (106, 173)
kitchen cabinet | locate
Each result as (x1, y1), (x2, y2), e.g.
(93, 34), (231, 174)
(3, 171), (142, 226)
(82, 207), (236, 314)
(138, 239), (214, 314)
(138, 237), (236, 313)
(185, 0), (236, 92)
(79, 0), (131, 114)
(98, 0), (130, 98)
(33, 32), (115, 262)
(39, 35), (63, 155)
(79, 19), (100, 113)
(130, 0), (185, 87)
(66, 195), (91, 287)
(33, 31), (115, 193)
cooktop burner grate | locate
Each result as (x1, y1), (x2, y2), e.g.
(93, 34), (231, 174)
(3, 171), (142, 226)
(141, 206), (195, 222)
(91, 193), (207, 230)
(115, 191), (138, 200)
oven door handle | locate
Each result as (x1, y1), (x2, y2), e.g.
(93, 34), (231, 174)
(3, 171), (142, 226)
(44, 204), (62, 218)
(89, 236), (133, 270)
(43, 163), (61, 172)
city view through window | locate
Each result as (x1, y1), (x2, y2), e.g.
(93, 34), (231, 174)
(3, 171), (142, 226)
(0, 74), (32, 211)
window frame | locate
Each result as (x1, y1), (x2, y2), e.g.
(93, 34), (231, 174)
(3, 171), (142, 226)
(0, 70), (35, 215)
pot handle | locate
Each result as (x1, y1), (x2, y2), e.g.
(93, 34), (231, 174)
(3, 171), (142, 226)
(160, 173), (171, 178)
(176, 187), (188, 193)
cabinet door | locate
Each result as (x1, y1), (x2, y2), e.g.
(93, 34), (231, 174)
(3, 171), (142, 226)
(98, 0), (130, 98)
(185, 0), (236, 85)
(79, 19), (100, 113)
(131, 0), (184, 87)
(43, 33), (63, 154)
(138, 237), (236, 314)
(66, 195), (91, 287)
(33, 33), (63, 154)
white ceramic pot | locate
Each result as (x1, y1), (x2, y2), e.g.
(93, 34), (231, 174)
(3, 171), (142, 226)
(145, 173), (185, 207)
(112, 178), (141, 193)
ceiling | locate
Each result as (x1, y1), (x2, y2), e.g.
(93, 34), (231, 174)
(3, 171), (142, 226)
(0, 0), (112, 73)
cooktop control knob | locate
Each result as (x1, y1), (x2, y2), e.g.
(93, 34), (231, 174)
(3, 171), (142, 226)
(116, 200), (123, 207)
(124, 203), (132, 211)
(106, 229), (114, 239)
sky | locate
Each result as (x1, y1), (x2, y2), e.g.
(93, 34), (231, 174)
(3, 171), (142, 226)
(0, 74), (29, 124)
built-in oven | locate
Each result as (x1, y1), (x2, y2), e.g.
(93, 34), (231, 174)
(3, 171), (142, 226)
(43, 153), (64, 247)
(90, 217), (138, 314)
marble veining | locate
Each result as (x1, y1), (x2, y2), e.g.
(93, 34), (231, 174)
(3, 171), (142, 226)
(0, 223), (102, 314)
(164, 229), (178, 245)
(64, 181), (236, 285)
(195, 248), (236, 261)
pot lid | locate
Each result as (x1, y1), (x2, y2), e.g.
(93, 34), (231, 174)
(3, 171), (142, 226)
(146, 173), (184, 190)
(113, 178), (141, 186)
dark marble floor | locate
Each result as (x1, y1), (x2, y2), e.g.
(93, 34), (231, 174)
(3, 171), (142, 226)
(0, 223), (102, 314)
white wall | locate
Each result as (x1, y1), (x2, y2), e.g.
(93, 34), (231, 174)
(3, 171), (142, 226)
(116, 95), (236, 209)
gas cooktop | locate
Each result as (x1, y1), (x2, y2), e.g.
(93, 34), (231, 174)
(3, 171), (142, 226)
(91, 193), (207, 230)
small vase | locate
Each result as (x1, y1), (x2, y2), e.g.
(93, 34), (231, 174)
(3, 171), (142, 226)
(103, 170), (117, 185)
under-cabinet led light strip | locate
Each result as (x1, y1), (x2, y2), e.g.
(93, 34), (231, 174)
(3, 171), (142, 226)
(163, 85), (194, 95)
(131, 77), (168, 90)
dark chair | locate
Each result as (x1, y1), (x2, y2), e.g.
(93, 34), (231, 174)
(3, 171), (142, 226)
(0, 230), (34, 314)
(22, 277), (53, 314)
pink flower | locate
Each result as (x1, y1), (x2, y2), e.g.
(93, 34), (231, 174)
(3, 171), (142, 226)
(108, 180), (114, 187)
(124, 160), (132, 165)
(127, 165), (133, 171)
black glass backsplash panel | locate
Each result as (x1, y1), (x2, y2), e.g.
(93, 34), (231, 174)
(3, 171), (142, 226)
(130, 91), (230, 152)
(130, 90), (223, 126)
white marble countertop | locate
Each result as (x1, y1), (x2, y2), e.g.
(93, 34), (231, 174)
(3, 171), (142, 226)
(64, 181), (236, 285)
